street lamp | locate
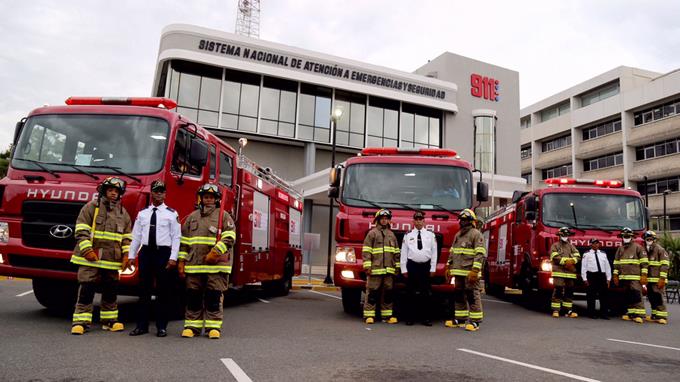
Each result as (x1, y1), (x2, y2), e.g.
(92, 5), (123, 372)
(663, 189), (671, 231)
(325, 108), (344, 285)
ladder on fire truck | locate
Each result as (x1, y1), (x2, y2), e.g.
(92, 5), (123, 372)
(237, 153), (302, 200)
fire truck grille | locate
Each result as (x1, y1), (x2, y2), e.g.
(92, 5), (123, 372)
(9, 254), (78, 272)
(22, 201), (85, 251)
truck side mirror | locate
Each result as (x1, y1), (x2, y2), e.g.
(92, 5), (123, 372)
(13, 118), (26, 146)
(476, 181), (489, 202)
(329, 166), (342, 188)
(525, 211), (536, 221)
(525, 196), (537, 213)
(328, 186), (339, 198)
(189, 139), (208, 167)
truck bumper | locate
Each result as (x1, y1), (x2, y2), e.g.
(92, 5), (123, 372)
(333, 263), (455, 293)
(538, 270), (554, 290)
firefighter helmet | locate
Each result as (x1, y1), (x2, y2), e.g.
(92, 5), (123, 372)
(618, 227), (634, 238)
(97, 177), (126, 198)
(374, 209), (392, 222)
(459, 208), (478, 222)
(643, 230), (657, 240)
(557, 227), (575, 237)
(197, 183), (221, 203)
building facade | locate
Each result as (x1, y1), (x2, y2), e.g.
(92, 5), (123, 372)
(152, 24), (523, 270)
(520, 66), (680, 232)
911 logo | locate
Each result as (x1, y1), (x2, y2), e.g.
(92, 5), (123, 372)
(471, 73), (500, 102)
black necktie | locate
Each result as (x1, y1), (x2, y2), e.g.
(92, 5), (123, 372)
(594, 251), (602, 273)
(417, 230), (423, 250)
(148, 207), (157, 248)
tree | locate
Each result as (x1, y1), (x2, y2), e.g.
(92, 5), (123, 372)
(659, 233), (680, 281)
(0, 146), (10, 178)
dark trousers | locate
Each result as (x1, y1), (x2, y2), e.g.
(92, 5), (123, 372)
(586, 272), (608, 316)
(405, 260), (432, 322)
(136, 246), (175, 330)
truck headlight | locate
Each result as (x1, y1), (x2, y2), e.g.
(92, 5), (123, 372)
(540, 259), (552, 272)
(0, 222), (9, 244)
(335, 247), (356, 263)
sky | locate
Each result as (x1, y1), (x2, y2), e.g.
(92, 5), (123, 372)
(1, 0), (678, 150)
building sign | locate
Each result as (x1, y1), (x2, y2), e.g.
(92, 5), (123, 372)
(195, 38), (449, 101)
(471, 73), (500, 102)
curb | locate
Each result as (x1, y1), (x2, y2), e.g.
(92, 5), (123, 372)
(292, 285), (339, 292)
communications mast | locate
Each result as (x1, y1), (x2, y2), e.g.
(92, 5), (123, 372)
(235, 0), (261, 38)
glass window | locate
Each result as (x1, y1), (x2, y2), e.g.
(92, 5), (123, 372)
(278, 122), (294, 138)
(218, 152), (233, 186)
(350, 103), (365, 134)
(279, 91), (297, 123)
(474, 115), (495, 173)
(260, 87), (280, 120)
(401, 113), (414, 142)
(222, 81), (241, 115)
(429, 117), (440, 146)
(199, 76), (221, 111)
(299, 94), (315, 127)
(384, 109), (398, 139)
(240, 84), (259, 118)
(414, 115), (429, 144)
(260, 119), (278, 136)
(367, 107), (383, 137)
(177, 73), (200, 109)
(314, 97), (331, 129)
(198, 110), (218, 128)
(543, 193), (643, 230)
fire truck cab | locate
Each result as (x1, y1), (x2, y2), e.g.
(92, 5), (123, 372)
(483, 178), (648, 308)
(0, 97), (302, 311)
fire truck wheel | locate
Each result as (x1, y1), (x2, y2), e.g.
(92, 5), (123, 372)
(264, 254), (293, 297)
(32, 278), (78, 315)
(341, 287), (362, 316)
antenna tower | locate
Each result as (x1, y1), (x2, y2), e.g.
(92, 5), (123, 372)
(235, 0), (260, 38)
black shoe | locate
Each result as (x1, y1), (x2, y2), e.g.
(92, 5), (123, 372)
(589, 315), (598, 319)
(422, 320), (432, 326)
(156, 329), (167, 337)
(405, 321), (414, 326)
(129, 327), (149, 336)
(599, 315), (610, 320)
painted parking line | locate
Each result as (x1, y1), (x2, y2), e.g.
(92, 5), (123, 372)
(16, 290), (34, 297)
(221, 358), (253, 382)
(257, 298), (270, 304)
(458, 348), (600, 382)
(307, 290), (342, 300)
(607, 338), (680, 351)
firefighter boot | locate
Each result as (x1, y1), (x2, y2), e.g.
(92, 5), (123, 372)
(465, 322), (480, 332)
(102, 322), (124, 332)
(208, 329), (221, 339)
(566, 311), (578, 318)
(633, 317), (644, 324)
(71, 325), (85, 335)
(645, 315), (654, 322)
(181, 328), (195, 338)
(621, 314), (631, 321)
(386, 317), (398, 324)
(552, 311), (560, 318)
(658, 318), (668, 325)
(364, 317), (374, 325)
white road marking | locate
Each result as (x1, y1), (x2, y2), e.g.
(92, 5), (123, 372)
(16, 290), (34, 297)
(221, 358), (254, 382)
(458, 348), (600, 382)
(481, 298), (511, 304)
(257, 298), (270, 304)
(607, 338), (680, 351)
(307, 290), (342, 300)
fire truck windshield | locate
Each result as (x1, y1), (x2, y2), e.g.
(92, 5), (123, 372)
(12, 114), (170, 175)
(341, 163), (471, 211)
(542, 193), (645, 231)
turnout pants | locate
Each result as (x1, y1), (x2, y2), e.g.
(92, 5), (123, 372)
(621, 280), (645, 318)
(136, 246), (176, 331)
(453, 276), (483, 323)
(551, 278), (575, 313)
(72, 266), (119, 326)
(648, 284), (668, 320)
(363, 275), (394, 319)
(405, 260), (432, 322)
(184, 273), (229, 332)
(586, 272), (609, 316)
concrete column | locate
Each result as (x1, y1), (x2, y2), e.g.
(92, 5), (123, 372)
(621, 110), (635, 187)
(570, 96), (581, 179)
(304, 142), (316, 176)
(530, 112), (540, 190)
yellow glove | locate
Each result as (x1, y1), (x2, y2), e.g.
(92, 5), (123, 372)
(640, 274), (648, 286)
(178, 261), (186, 278)
(467, 269), (479, 283)
(564, 262), (576, 273)
(612, 274), (619, 286)
(658, 278), (666, 289)
(205, 249), (221, 265)
(121, 255), (132, 271)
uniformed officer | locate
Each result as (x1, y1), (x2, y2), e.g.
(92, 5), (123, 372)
(70, 177), (132, 335)
(445, 208), (486, 331)
(128, 180), (182, 337)
(178, 184), (236, 339)
(581, 238), (611, 319)
(401, 211), (437, 326)
(362, 209), (400, 325)
(612, 227), (648, 324)
(643, 231), (669, 324)
(549, 227), (581, 318)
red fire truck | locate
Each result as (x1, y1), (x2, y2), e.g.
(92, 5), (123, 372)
(329, 147), (489, 314)
(0, 97), (302, 311)
(482, 177), (648, 308)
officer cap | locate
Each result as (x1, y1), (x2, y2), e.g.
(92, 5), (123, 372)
(151, 180), (166, 192)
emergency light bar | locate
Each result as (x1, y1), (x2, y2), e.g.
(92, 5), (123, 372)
(544, 177), (623, 188)
(360, 147), (457, 157)
(65, 97), (178, 109)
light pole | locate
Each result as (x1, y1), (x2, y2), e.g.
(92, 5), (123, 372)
(325, 108), (343, 285)
(663, 189), (671, 232)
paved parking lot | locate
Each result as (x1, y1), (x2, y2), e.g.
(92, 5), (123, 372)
(1, 278), (679, 381)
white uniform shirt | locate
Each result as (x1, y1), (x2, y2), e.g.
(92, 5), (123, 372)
(129, 203), (181, 261)
(400, 228), (437, 273)
(580, 249), (612, 281)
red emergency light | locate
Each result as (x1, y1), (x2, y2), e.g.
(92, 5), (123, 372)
(360, 147), (457, 157)
(65, 97), (178, 109)
(544, 178), (623, 188)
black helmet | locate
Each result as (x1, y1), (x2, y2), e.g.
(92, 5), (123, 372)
(374, 209), (392, 222)
(557, 227), (574, 237)
(618, 227), (634, 238)
(643, 230), (657, 240)
(197, 183), (221, 203)
(98, 177), (126, 199)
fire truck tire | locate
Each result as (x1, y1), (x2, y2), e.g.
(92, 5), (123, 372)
(32, 278), (78, 314)
(264, 254), (293, 297)
(341, 287), (362, 316)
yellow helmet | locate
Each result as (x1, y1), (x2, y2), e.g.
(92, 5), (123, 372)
(459, 208), (477, 222)
(374, 209), (392, 222)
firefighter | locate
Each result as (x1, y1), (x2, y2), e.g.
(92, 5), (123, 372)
(612, 227), (648, 324)
(643, 231), (669, 324)
(178, 184), (236, 339)
(362, 209), (400, 324)
(549, 227), (580, 318)
(445, 208), (486, 331)
(70, 177), (132, 335)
